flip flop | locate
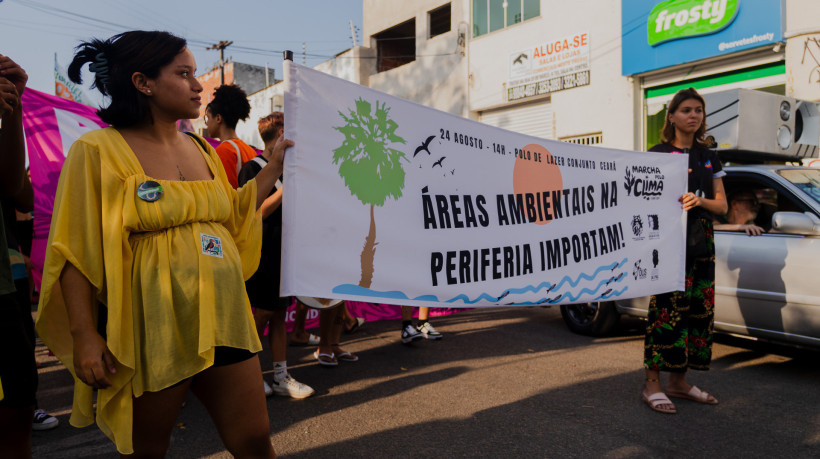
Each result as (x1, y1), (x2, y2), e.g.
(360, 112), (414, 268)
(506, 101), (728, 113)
(290, 333), (320, 347)
(345, 317), (366, 334)
(336, 351), (359, 362)
(642, 390), (677, 414)
(313, 351), (338, 366)
(666, 385), (719, 405)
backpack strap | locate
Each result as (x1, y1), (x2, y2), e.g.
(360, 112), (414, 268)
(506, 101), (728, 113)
(225, 139), (242, 172)
(250, 155), (267, 170)
(249, 155), (282, 190)
(184, 131), (208, 153)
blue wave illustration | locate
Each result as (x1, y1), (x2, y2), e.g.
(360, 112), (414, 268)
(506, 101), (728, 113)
(331, 258), (630, 305)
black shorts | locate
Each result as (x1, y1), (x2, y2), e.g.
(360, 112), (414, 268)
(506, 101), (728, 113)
(0, 292), (37, 408)
(245, 278), (290, 312)
(212, 346), (255, 367)
(166, 346), (255, 390)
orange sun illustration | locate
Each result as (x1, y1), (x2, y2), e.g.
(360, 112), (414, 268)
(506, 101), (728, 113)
(512, 144), (563, 225)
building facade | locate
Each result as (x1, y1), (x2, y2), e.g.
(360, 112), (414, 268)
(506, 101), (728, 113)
(202, 1), (820, 155)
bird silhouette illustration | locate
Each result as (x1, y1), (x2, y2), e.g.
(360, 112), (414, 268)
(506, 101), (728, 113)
(414, 135), (436, 157)
(513, 53), (527, 65)
(450, 169), (455, 175)
(205, 240), (215, 252)
(432, 156), (446, 168)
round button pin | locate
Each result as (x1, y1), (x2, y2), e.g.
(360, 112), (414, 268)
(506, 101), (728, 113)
(137, 180), (163, 202)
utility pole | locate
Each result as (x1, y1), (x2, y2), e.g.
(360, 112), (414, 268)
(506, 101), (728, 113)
(206, 40), (233, 85)
(349, 19), (358, 47)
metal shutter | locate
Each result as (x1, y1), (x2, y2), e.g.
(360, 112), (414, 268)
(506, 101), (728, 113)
(480, 100), (554, 139)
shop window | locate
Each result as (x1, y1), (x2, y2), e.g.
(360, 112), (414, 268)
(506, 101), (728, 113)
(429, 4), (451, 38)
(373, 18), (416, 73)
(473, 0), (540, 37)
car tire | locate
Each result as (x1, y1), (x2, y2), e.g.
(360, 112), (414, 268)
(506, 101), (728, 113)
(560, 301), (620, 336)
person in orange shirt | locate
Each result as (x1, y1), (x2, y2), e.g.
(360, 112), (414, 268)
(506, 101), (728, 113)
(204, 84), (256, 188)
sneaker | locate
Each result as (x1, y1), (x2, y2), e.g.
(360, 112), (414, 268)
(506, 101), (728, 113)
(32, 409), (59, 431)
(417, 322), (443, 340)
(271, 374), (315, 399)
(401, 323), (423, 344)
(263, 380), (273, 397)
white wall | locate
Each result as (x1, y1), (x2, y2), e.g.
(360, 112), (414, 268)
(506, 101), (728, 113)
(785, 0), (820, 101)
(468, 0), (634, 149)
(364, 0), (469, 116)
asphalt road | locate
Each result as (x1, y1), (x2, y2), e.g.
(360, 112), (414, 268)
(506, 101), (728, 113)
(30, 306), (820, 458)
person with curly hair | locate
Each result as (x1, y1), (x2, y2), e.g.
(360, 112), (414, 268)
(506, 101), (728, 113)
(641, 87), (727, 415)
(205, 84), (256, 188)
(36, 31), (290, 457)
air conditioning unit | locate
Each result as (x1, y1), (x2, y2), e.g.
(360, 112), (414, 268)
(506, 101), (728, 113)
(703, 89), (820, 162)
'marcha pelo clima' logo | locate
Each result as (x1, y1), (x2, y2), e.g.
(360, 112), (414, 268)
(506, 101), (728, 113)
(647, 0), (739, 46)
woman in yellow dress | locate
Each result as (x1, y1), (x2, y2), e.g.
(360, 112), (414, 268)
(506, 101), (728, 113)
(35, 31), (289, 457)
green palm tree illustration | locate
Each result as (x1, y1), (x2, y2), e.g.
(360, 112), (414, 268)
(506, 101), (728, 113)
(333, 98), (407, 288)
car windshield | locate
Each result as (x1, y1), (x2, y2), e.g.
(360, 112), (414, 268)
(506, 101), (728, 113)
(778, 168), (820, 205)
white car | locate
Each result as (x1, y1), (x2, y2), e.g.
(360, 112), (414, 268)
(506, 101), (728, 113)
(561, 164), (820, 349)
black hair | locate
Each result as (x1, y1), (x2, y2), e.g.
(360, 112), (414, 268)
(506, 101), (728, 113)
(660, 87), (707, 146)
(68, 30), (187, 127)
(206, 85), (251, 129)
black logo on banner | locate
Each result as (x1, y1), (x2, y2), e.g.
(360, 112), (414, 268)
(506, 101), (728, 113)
(631, 215), (643, 238)
(651, 249), (660, 281)
(633, 259), (647, 280)
(624, 166), (665, 201)
(647, 214), (660, 240)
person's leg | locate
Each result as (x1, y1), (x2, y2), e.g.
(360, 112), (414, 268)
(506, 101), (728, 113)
(401, 306), (414, 322)
(0, 291), (36, 456)
(269, 308), (287, 364)
(0, 406), (33, 458)
(191, 355), (275, 458)
(125, 379), (192, 458)
(667, 246), (718, 404)
(417, 307), (429, 322)
(330, 304), (356, 361)
(290, 301), (317, 345)
(316, 305), (338, 365)
(269, 306), (314, 398)
(292, 301), (307, 338)
(253, 309), (274, 345)
(642, 291), (686, 413)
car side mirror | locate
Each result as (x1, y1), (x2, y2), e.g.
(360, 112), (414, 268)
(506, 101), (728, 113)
(771, 211), (820, 235)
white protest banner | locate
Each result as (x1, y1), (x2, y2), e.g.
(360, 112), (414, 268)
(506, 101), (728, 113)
(281, 62), (688, 308)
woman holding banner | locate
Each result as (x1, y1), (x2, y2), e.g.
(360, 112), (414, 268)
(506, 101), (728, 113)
(642, 87), (727, 414)
(36, 31), (289, 456)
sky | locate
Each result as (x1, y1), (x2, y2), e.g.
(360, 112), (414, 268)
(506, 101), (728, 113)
(0, 0), (363, 106)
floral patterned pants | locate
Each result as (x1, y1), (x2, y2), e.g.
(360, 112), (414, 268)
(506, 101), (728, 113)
(644, 219), (716, 372)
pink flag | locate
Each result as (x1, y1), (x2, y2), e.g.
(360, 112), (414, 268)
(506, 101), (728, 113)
(21, 88), (107, 288)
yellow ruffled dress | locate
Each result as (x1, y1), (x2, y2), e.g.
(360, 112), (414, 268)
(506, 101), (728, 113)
(35, 128), (262, 454)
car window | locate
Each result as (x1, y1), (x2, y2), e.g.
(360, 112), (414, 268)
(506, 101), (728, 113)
(778, 169), (820, 206)
(721, 174), (806, 232)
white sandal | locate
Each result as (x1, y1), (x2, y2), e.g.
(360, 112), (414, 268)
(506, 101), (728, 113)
(642, 390), (677, 414)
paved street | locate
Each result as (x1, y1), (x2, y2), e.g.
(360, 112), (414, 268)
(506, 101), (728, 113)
(31, 306), (820, 458)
